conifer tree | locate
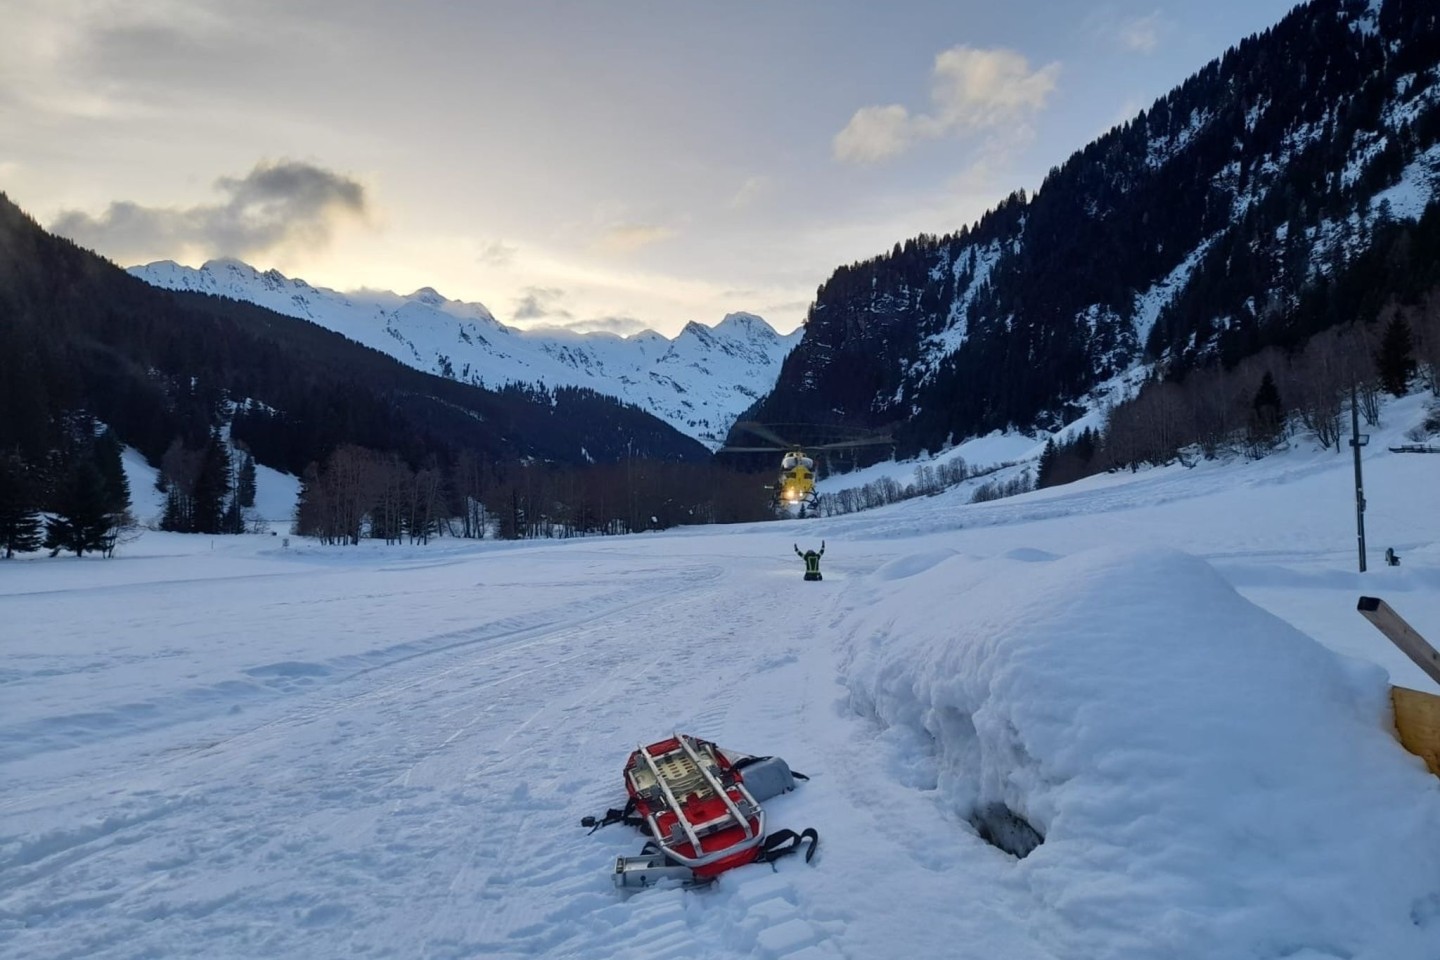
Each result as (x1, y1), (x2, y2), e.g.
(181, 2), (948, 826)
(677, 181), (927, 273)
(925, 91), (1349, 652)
(1036, 439), (1058, 489)
(1252, 371), (1285, 434)
(44, 460), (113, 557)
(236, 453), (257, 508)
(94, 428), (133, 527)
(158, 438), (199, 532)
(222, 493), (245, 534)
(1246, 370), (1287, 454)
(161, 487), (191, 532)
(191, 430), (231, 534)
(0, 452), (42, 558)
(1376, 314), (1418, 396)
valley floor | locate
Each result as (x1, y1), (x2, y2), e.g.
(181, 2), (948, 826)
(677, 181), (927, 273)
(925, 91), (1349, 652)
(3, 397), (1439, 959)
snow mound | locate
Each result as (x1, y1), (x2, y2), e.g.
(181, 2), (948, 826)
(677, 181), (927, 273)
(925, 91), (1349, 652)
(841, 545), (1440, 960)
(875, 548), (960, 581)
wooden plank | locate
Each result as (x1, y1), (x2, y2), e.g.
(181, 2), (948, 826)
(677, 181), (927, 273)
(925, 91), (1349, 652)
(1391, 686), (1440, 777)
(1357, 596), (1440, 686)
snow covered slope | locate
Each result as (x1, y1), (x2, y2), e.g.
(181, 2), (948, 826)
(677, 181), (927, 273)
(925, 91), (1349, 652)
(4, 396), (1439, 959)
(129, 259), (799, 450)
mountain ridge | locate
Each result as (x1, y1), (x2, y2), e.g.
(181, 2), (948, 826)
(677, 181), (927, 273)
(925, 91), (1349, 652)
(130, 259), (800, 451)
(0, 191), (711, 485)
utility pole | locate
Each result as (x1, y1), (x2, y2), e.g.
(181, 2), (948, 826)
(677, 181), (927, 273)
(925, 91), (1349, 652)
(627, 438), (635, 533)
(1350, 382), (1369, 573)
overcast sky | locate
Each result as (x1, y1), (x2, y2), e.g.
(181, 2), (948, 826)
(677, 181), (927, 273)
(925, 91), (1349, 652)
(1, 0), (1299, 336)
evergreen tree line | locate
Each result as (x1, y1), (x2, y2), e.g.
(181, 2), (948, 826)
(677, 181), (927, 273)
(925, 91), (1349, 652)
(1038, 289), (1440, 488)
(0, 192), (709, 549)
(0, 414), (133, 558)
(293, 446), (776, 544)
(157, 429), (258, 535)
(0, 190), (720, 556)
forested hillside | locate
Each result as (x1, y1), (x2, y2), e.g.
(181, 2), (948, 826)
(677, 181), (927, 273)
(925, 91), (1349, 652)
(741, 0), (1440, 462)
(0, 195), (772, 555)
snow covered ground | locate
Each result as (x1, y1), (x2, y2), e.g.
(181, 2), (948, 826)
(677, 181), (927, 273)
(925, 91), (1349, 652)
(4, 396), (1440, 960)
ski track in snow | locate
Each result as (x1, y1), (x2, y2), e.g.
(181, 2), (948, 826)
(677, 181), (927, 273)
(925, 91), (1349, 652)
(1, 550), (895, 959)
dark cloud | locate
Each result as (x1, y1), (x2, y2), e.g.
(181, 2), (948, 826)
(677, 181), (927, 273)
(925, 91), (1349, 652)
(512, 286), (572, 322)
(50, 159), (368, 263)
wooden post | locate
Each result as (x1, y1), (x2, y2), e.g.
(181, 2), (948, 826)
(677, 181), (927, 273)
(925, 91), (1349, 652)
(1358, 596), (1440, 778)
(1357, 596), (1440, 686)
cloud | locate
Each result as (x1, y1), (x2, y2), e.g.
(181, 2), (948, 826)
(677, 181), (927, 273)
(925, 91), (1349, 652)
(833, 46), (1059, 165)
(596, 222), (677, 254)
(542, 315), (648, 336)
(729, 175), (772, 209)
(477, 240), (517, 267)
(0, 1), (265, 122)
(1083, 8), (1167, 55)
(1118, 13), (1162, 53)
(51, 159), (368, 264)
(513, 286), (573, 322)
(927, 47), (1060, 130)
(722, 287), (759, 300)
(833, 105), (915, 165)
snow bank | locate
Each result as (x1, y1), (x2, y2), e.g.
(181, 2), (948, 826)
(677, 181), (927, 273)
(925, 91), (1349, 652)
(840, 545), (1440, 960)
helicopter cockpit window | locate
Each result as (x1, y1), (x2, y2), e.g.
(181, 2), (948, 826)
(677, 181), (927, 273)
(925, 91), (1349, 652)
(782, 455), (798, 470)
(799, 457), (814, 470)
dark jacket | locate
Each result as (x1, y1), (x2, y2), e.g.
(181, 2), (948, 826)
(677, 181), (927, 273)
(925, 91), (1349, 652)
(794, 542), (825, 575)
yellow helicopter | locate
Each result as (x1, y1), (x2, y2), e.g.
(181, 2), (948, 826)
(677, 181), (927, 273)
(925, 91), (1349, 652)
(720, 423), (893, 509)
(775, 449), (818, 504)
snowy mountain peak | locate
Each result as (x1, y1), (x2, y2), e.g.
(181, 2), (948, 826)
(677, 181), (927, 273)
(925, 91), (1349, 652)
(678, 320), (715, 342)
(129, 260), (799, 449)
(715, 311), (777, 339)
(204, 257), (263, 279)
(406, 286), (447, 307)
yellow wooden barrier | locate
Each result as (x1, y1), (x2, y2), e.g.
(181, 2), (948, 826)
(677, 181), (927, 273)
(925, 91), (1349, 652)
(1391, 685), (1440, 777)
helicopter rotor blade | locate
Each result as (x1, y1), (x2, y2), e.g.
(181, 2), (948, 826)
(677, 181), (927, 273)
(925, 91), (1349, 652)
(732, 421), (793, 448)
(809, 435), (895, 450)
(717, 445), (787, 453)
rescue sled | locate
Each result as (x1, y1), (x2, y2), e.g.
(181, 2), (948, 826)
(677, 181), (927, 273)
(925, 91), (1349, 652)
(582, 732), (817, 889)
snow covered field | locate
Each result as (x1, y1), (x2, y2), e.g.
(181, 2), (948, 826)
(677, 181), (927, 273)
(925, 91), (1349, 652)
(4, 397), (1440, 960)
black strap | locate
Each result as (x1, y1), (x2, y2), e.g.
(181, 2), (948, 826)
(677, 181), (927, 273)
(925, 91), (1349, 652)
(580, 797), (642, 834)
(755, 828), (819, 866)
